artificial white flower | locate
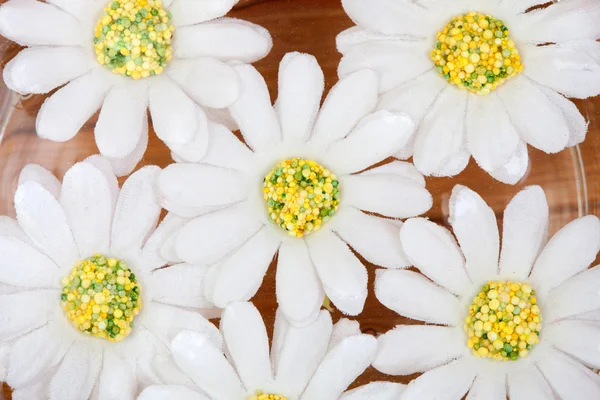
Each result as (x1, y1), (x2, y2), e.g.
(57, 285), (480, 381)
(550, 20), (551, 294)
(138, 301), (405, 400)
(0, 157), (221, 400)
(374, 184), (600, 399)
(0, 0), (272, 176)
(158, 51), (433, 326)
(338, 0), (600, 184)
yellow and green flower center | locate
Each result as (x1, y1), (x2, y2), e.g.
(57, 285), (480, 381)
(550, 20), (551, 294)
(94, 0), (174, 79)
(430, 11), (523, 95)
(248, 391), (288, 400)
(466, 280), (542, 361)
(60, 254), (142, 342)
(263, 158), (340, 238)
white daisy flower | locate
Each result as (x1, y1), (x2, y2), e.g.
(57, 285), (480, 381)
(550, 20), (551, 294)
(138, 301), (405, 400)
(337, 0), (600, 184)
(158, 51), (433, 326)
(374, 184), (600, 399)
(0, 157), (222, 400)
(0, 0), (272, 176)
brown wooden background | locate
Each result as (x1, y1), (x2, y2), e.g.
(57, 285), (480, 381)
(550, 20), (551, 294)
(1, 0), (599, 398)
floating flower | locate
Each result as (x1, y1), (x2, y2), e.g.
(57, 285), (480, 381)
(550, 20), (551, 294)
(0, 0), (272, 175)
(138, 302), (405, 400)
(338, 0), (600, 184)
(158, 52), (432, 326)
(0, 157), (221, 399)
(374, 184), (600, 399)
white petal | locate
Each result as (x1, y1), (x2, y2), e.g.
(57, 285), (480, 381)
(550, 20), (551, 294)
(375, 269), (462, 326)
(538, 349), (600, 400)
(466, 374), (506, 400)
(0, 291), (55, 340)
(46, 0), (100, 20)
(341, 0), (432, 37)
(327, 110), (414, 175)
(169, 0), (236, 27)
(0, 0), (83, 46)
(329, 318), (361, 351)
(95, 81), (148, 159)
(277, 239), (324, 326)
(97, 351), (134, 400)
(336, 26), (400, 55)
(48, 342), (94, 400)
(110, 166), (161, 254)
(106, 114), (149, 177)
(60, 162), (113, 257)
(401, 358), (475, 400)
(275, 310), (332, 398)
(142, 213), (188, 270)
(499, 185), (548, 279)
(537, 85), (588, 147)
(229, 64), (281, 152)
(487, 140), (529, 185)
(0, 216), (31, 245)
(400, 218), (470, 295)
(507, 366), (554, 400)
(449, 185), (499, 282)
(167, 58), (240, 109)
(373, 325), (464, 376)
(201, 122), (254, 171)
(6, 323), (65, 387)
(302, 334), (377, 400)
(276, 52), (324, 145)
(4, 46), (91, 95)
(171, 331), (245, 400)
(338, 41), (431, 92)
(498, 76), (569, 153)
(167, 108), (210, 163)
(149, 77), (197, 145)
(466, 92), (520, 171)
(83, 155), (119, 207)
(331, 207), (410, 269)
(271, 309), (289, 369)
(15, 181), (79, 268)
(311, 69), (377, 147)
(221, 302), (272, 390)
(306, 229), (367, 316)
(546, 266), (600, 322)
(36, 70), (112, 143)
(18, 164), (61, 199)
(524, 43), (600, 99)
(175, 18), (272, 63)
(175, 202), (263, 265)
(501, 0), (547, 13)
(0, 235), (58, 288)
(340, 382), (405, 400)
(413, 88), (468, 177)
(211, 227), (281, 308)
(204, 106), (238, 131)
(529, 215), (600, 295)
(343, 174), (432, 219)
(139, 385), (207, 400)
(521, 0), (600, 43)
(546, 320), (600, 368)
(148, 263), (212, 309)
(361, 160), (425, 186)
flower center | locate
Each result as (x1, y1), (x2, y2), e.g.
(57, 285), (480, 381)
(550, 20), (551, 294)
(94, 0), (174, 80)
(60, 254), (142, 342)
(248, 392), (288, 400)
(263, 158), (340, 238)
(466, 280), (542, 361)
(430, 11), (523, 95)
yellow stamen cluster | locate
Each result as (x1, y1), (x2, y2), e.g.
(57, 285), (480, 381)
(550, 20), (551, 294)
(60, 254), (142, 342)
(263, 158), (340, 238)
(466, 281), (542, 361)
(248, 391), (288, 400)
(430, 11), (523, 95)
(94, 0), (174, 79)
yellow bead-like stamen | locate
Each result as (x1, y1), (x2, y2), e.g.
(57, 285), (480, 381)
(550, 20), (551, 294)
(263, 158), (340, 238)
(465, 280), (542, 361)
(60, 254), (142, 342)
(248, 391), (289, 400)
(94, 0), (174, 79)
(430, 11), (523, 95)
